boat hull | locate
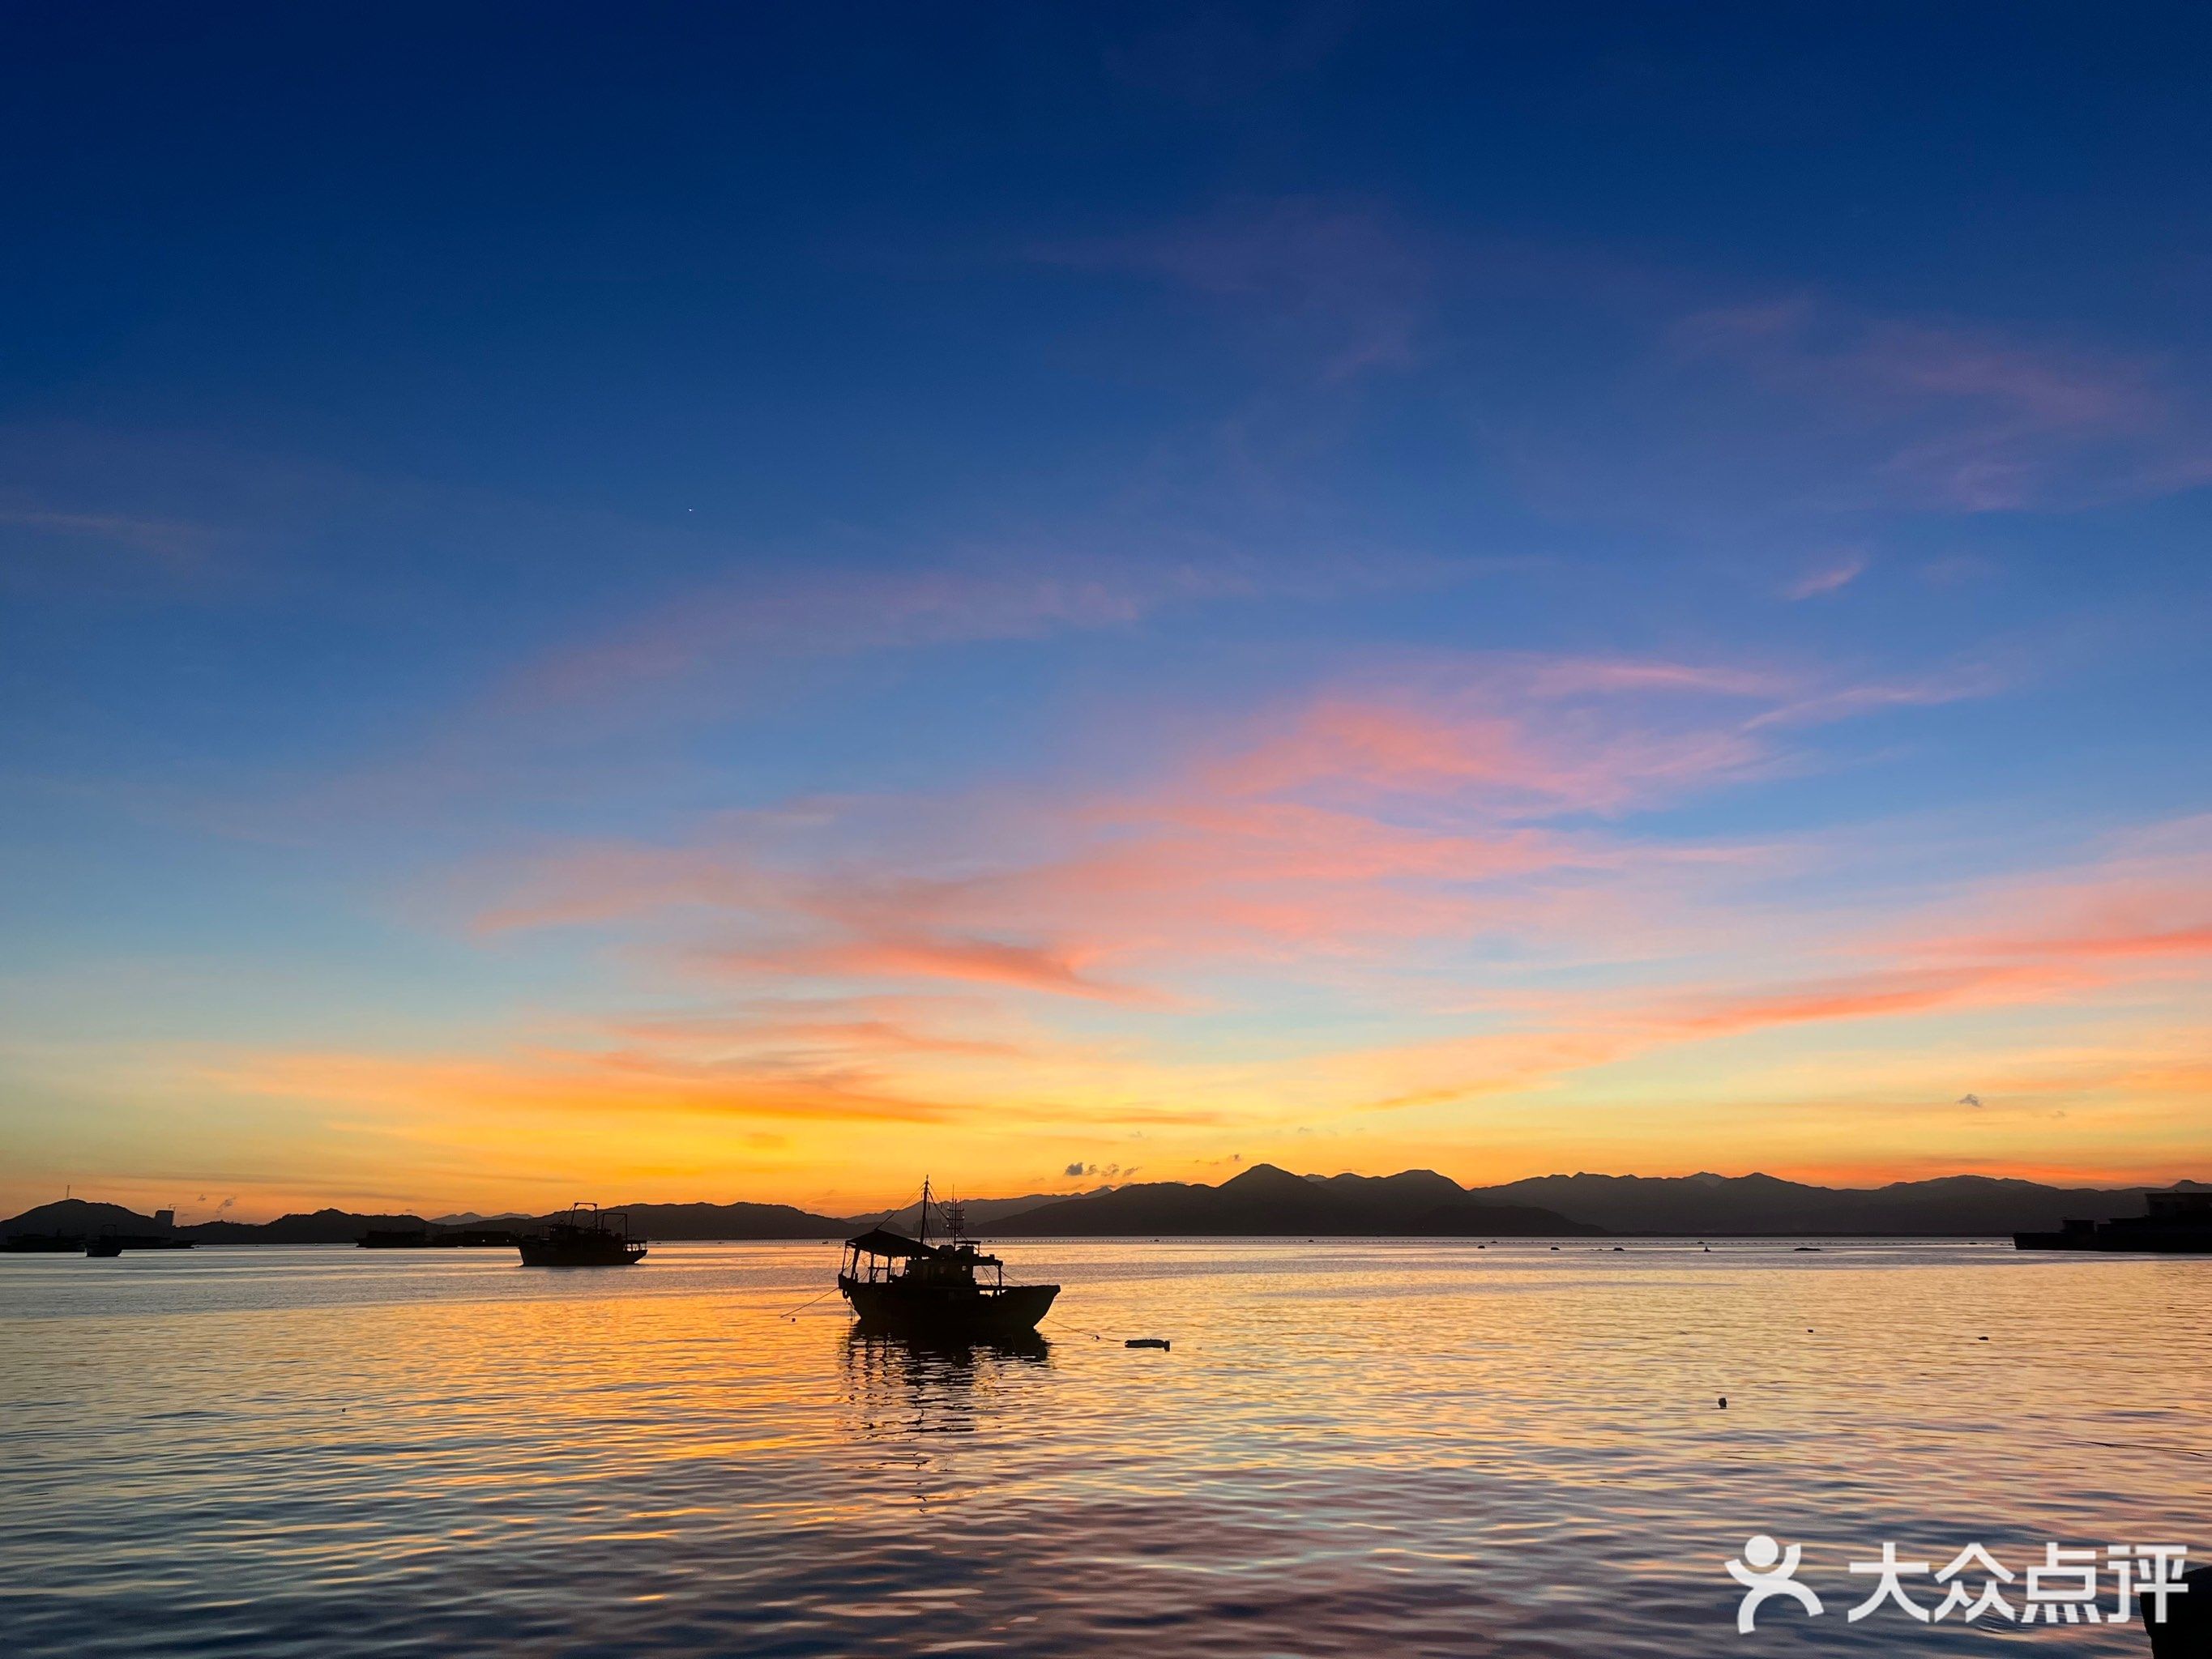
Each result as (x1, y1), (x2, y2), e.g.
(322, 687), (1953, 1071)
(839, 1275), (1058, 1338)
(2013, 1230), (2212, 1252)
(517, 1239), (647, 1267)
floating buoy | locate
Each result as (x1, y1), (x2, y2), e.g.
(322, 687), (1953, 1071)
(1126, 1337), (1170, 1351)
(1718, 1396), (1727, 1409)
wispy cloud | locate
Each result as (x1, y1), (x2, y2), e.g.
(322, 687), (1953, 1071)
(506, 552), (1255, 710)
(1784, 551), (1868, 599)
(0, 505), (215, 570)
(1036, 197), (1433, 382)
(1672, 296), (2206, 513)
(459, 649), (2003, 1013)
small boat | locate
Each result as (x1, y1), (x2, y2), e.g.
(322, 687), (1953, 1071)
(838, 1179), (1058, 1340)
(86, 1228), (124, 1258)
(518, 1204), (647, 1267)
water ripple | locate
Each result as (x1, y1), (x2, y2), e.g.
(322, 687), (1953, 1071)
(1, 1239), (2201, 1656)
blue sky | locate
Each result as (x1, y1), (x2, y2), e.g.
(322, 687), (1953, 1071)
(2, 4), (2208, 1218)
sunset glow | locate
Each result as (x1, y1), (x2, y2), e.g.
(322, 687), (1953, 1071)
(3, 10), (2207, 1222)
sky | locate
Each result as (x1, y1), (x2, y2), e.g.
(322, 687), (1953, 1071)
(2, 3), (2209, 1222)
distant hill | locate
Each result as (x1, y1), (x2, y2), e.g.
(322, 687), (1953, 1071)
(184, 1208), (434, 1243)
(1463, 1171), (2192, 1235)
(981, 1166), (2205, 1238)
(429, 1211), (536, 1226)
(3, 1198), (852, 1244)
(989, 1165), (1603, 1237)
(10, 1171), (2201, 1244)
(863, 1189), (1100, 1234)
(2, 1198), (168, 1239)
(589, 1201), (848, 1239)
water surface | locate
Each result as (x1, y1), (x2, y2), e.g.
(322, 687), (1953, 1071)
(2, 1239), (2201, 1656)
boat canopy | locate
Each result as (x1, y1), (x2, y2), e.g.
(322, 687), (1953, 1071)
(845, 1226), (936, 1260)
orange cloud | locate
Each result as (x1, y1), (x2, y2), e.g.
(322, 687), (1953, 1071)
(769, 933), (1167, 1005)
(1654, 962), (2090, 1038)
(458, 655), (1836, 1002)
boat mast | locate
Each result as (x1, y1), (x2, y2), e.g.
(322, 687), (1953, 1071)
(918, 1175), (931, 1246)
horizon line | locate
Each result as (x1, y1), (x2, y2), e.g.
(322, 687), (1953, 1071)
(10, 1160), (2207, 1230)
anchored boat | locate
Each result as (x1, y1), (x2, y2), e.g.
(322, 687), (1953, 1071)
(839, 1179), (1058, 1340)
(2014, 1188), (2212, 1252)
(518, 1204), (647, 1267)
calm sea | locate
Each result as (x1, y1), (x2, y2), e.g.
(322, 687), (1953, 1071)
(1, 1239), (2202, 1657)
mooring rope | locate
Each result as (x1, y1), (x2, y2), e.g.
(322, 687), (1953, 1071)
(777, 1285), (839, 1321)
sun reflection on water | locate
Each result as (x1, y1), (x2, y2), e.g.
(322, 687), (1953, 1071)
(1, 1239), (2203, 1657)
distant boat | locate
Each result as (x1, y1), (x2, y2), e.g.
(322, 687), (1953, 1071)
(2015, 1188), (2212, 1252)
(86, 1227), (123, 1258)
(518, 1204), (647, 1267)
(838, 1179), (1058, 1339)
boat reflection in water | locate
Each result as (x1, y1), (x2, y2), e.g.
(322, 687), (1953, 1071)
(839, 1326), (1051, 1452)
(837, 1179), (1059, 1340)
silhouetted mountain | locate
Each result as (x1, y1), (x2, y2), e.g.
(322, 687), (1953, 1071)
(2, 1198), (163, 1239)
(865, 1189), (1104, 1234)
(989, 1164), (1603, 1237)
(12, 1171), (2202, 1244)
(586, 1201), (848, 1239)
(981, 1166), (2207, 1238)
(184, 1209), (433, 1243)
(1466, 1171), (2193, 1235)
(428, 1211), (535, 1226)
(4, 1198), (852, 1244)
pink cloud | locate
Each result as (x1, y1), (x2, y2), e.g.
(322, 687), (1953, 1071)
(509, 557), (1240, 710)
(451, 651), (2017, 1022)
(1653, 961), (2086, 1038)
(1784, 552), (1868, 600)
(779, 934), (1164, 1006)
(1670, 295), (2205, 513)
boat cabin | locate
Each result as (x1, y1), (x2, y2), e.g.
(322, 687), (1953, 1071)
(840, 1226), (1007, 1290)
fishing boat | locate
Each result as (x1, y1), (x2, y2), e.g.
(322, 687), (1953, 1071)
(2014, 1188), (2212, 1252)
(85, 1227), (124, 1258)
(518, 1204), (647, 1267)
(838, 1179), (1058, 1339)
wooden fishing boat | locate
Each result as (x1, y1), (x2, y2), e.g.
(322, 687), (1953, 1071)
(838, 1180), (1057, 1339)
(518, 1204), (647, 1267)
(2015, 1188), (2212, 1252)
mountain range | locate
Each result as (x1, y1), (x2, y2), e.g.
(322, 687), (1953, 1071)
(989, 1166), (2201, 1237)
(0, 1197), (852, 1246)
(987, 1166), (1600, 1236)
(5, 1168), (2201, 1245)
